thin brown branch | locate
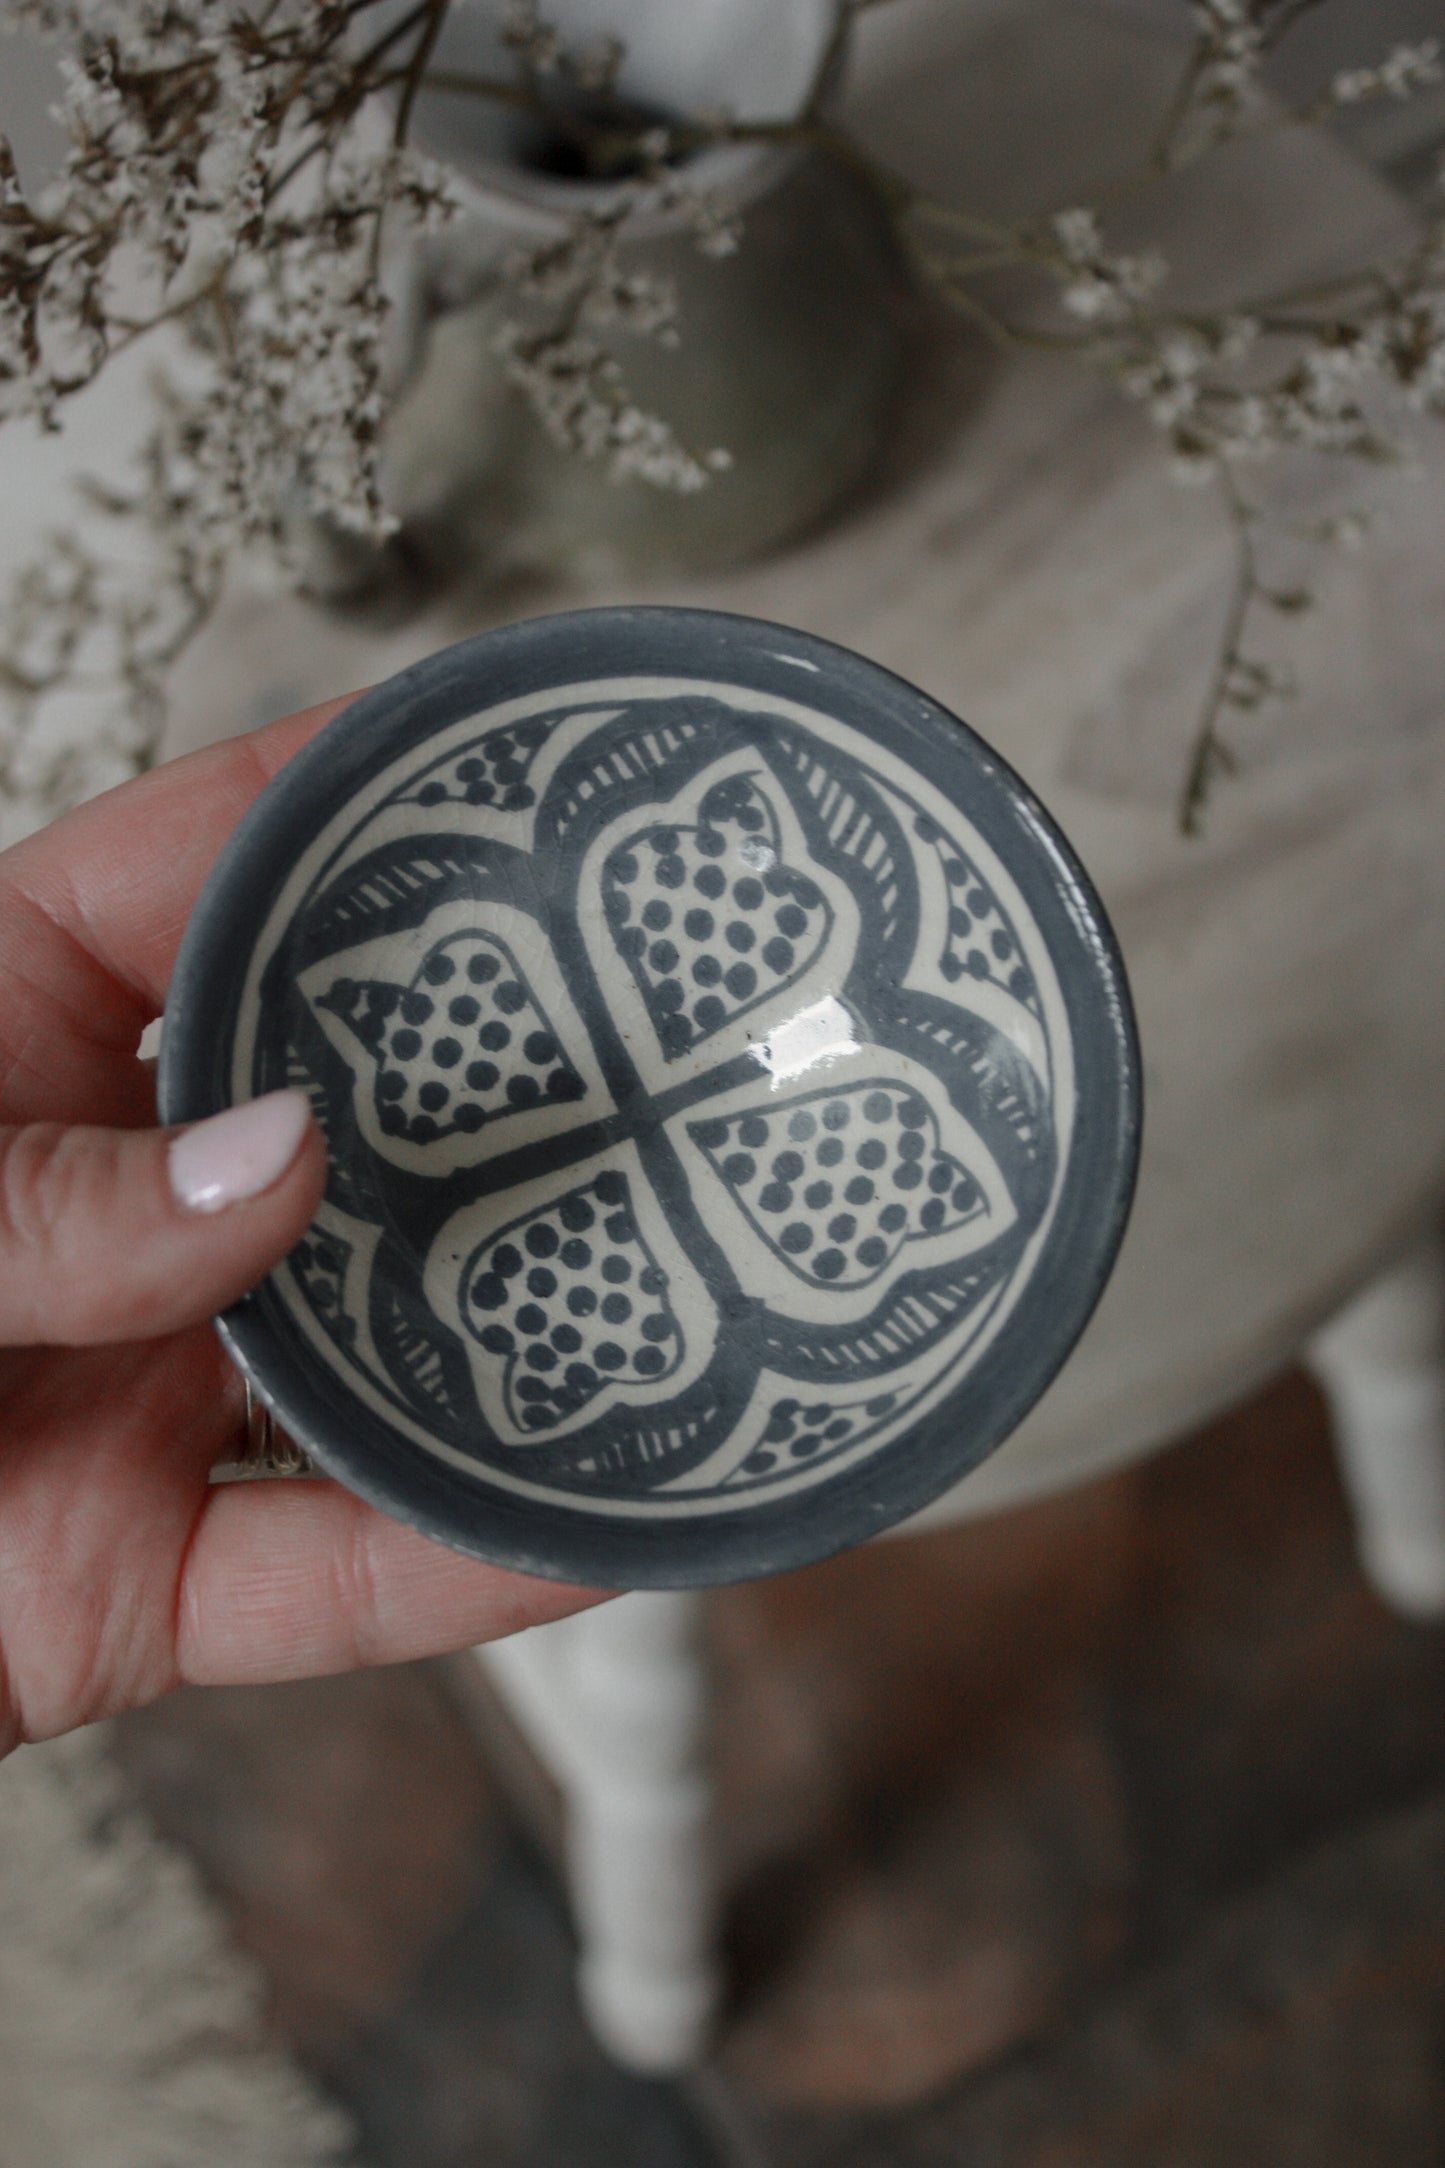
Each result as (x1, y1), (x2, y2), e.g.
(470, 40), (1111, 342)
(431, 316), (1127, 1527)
(393, 0), (452, 148)
(417, 61), (1012, 239)
(1179, 472), (1257, 837)
(1149, 43), (1208, 173)
(352, 0), (436, 79)
(804, 0), (872, 125)
(419, 67), (537, 110)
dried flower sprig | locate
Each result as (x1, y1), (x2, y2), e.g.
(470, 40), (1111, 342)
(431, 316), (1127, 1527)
(380, 0), (1445, 830)
(849, 17), (1445, 830)
(0, 0), (461, 825)
(488, 158), (735, 493)
(1044, 201), (1444, 829)
(2, 0), (1444, 838)
(0, 0), (724, 830)
(1150, 2), (1440, 170)
(0, 383), (225, 822)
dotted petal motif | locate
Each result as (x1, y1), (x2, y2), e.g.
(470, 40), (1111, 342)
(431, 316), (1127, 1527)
(601, 776), (833, 1060)
(460, 1172), (684, 1432)
(315, 931), (585, 1146)
(291, 1229), (355, 1345)
(398, 718), (552, 812)
(910, 813), (1039, 1011)
(690, 1083), (983, 1289)
(740, 1389), (901, 1479)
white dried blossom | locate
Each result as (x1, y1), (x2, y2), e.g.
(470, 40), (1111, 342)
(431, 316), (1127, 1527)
(1186, 0), (1268, 127)
(492, 173), (735, 484)
(569, 34), (625, 96)
(1051, 207), (1103, 261)
(692, 212), (741, 260)
(1214, 314), (1261, 365)
(500, 0), (626, 94)
(507, 203), (673, 333)
(653, 169), (743, 260)
(1117, 326), (1211, 425)
(1382, 291), (1445, 412)
(500, 0), (562, 77)
(493, 314), (726, 492)
(1222, 652), (1295, 709)
(1312, 510), (1371, 551)
(1331, 40), (1442, 107)
(1048, 205), (1166, 323)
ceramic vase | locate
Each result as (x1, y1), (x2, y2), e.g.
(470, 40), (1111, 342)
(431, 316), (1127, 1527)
(312, 0), (908, 609)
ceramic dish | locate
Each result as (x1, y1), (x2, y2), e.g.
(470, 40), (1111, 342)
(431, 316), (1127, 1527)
(159, 607), (1140, 1586)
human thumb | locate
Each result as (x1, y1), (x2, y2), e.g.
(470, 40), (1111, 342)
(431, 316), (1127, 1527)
(0, 1090), (326, 1347)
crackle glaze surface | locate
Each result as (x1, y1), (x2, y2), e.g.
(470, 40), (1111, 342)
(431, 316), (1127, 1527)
(164, 615), (1137, 1582)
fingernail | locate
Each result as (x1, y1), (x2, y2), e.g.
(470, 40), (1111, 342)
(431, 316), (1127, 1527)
(169, 1091), (313, 1215)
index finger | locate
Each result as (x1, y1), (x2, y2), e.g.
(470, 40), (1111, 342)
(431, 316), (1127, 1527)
(176, 1477), (605, 1686)
(0, 694), (359, 1012)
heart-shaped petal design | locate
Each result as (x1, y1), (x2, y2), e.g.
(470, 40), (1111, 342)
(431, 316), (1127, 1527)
(689, 1081), (987, 1290)
(458, 1169), (685, 1435)
(308, 922), (591, 1159)
(600, 775), (833, 1061)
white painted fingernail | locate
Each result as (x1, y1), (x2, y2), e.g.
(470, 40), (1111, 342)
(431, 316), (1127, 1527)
(169, 1091), (312, 1214)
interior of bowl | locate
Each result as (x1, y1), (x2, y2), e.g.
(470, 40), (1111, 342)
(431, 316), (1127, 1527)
(158, 608), (1139, 1586)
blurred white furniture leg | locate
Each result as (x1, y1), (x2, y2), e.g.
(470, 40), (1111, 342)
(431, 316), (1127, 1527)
(1308, 1232), (1445, 1619)
(476, 1590), (719, 2072)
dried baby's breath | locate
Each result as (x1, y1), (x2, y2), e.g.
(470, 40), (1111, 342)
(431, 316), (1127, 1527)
(2, 0), (1444, 832)
(0, 0), (716, 815)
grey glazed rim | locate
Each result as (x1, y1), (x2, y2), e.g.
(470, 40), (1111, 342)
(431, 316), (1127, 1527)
(159, 606), (1141, 1588)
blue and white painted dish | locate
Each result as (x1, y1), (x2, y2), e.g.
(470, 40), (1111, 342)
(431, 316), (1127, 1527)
(159, 608), (1140, 1586)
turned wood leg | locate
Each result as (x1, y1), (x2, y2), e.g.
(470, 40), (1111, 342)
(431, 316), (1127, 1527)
(477, 1591), (720, 2071)
(1307, 1232), (1445, 1618)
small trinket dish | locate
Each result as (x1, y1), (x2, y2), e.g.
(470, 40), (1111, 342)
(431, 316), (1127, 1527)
(159, 608), (1140, 1586)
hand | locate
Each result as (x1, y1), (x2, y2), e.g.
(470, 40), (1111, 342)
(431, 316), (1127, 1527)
(0, 697), (600, 1756)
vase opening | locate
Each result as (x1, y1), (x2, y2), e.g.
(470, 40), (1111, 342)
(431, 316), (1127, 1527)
(498, 85), (687, 186)
(388, 0), (844, 207)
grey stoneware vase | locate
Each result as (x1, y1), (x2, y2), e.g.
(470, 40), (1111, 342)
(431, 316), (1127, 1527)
(311, 0), (908, 606)
(159, 608), (1140, 1586)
